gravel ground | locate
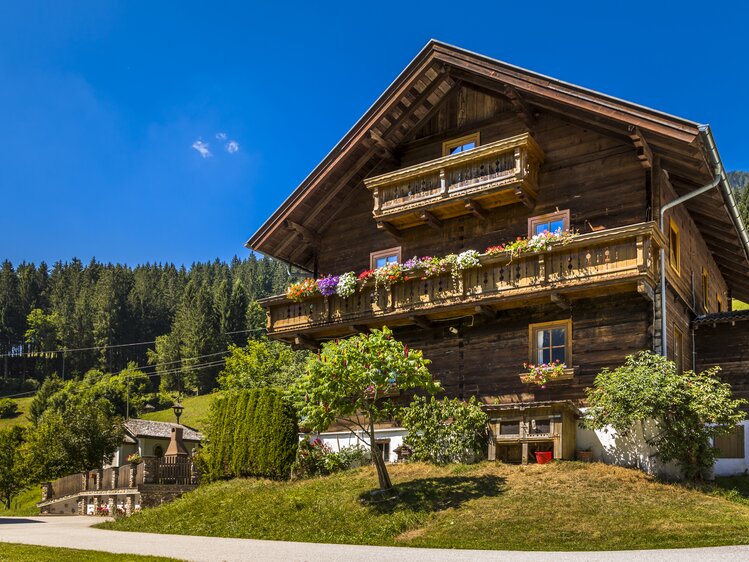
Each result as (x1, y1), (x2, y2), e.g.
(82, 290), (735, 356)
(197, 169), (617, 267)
(1, 516), (748, 562)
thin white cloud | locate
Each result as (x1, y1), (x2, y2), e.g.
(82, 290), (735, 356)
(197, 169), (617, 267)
(225, 140), (239, 154)
(215, 132), (227, 141)
(191, 139), (212, 158)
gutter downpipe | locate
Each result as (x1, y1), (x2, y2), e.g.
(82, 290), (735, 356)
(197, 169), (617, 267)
(659, 174), (720, 357)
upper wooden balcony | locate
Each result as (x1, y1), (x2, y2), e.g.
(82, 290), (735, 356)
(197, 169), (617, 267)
(364, 133), (544, 231)
(261, 223), (665, 342)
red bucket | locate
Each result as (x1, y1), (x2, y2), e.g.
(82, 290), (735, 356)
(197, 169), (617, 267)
(535, 451), (553, 464)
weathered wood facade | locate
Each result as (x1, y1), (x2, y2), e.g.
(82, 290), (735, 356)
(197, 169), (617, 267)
(247, 41), (749, 409)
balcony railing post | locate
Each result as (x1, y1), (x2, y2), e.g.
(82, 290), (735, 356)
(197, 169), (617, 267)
(538, 254), (546, 283)
(439, 168), (447, 197)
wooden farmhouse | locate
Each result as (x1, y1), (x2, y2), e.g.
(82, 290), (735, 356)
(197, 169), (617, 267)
(247, 41), (749, 472)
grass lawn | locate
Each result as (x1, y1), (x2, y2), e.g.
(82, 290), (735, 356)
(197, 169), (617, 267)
(0, 487), (40, 517)
(734, 299), (749, 311)
(0, 543), (177, 561)
(0, 397), (33, 431)
(140, 393), (215, 431)
(99, 461), (749, 551)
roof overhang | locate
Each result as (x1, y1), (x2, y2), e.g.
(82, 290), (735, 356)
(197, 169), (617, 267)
(245, 40), (749, 300)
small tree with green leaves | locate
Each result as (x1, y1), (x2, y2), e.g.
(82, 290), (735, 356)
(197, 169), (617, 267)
(402, 396), (488, 464)
(584, 351), (747, 480)
(0, 426), (26, 509)
(293, 327), (440, 490)
(218, 338), (310, 390)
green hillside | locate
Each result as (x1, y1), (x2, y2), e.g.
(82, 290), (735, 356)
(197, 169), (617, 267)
(100, 461), (749, 551)
(140, 393), (216, 432)
(0, 396), (33, 430)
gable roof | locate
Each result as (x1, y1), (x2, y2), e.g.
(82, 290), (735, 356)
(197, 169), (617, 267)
(124, 419), (202, 442)
(245, 40), (749, 301)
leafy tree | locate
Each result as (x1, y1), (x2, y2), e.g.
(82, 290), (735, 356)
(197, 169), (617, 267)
(293, 327), (439, 490)
(584, 351), (746, 480)
(0, 426), (26, 509)
(24, 308), (60, 351)
(402, 396), (488, 464)
(28, 375), (64, 425)
(218, 339), (309, 390)
(23, 401), (122, 481)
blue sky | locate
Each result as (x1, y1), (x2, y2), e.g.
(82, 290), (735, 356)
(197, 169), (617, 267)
(1, 1), (747, 266)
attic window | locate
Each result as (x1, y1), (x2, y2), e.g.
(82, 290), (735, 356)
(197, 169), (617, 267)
(442, 132), (480, 156)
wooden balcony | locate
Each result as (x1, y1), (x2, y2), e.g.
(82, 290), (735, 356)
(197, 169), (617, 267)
(364, 133), (544, 230)
(262, 222), (664, 341)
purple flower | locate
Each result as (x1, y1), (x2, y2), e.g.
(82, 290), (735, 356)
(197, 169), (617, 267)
(316, 275), (340, 297)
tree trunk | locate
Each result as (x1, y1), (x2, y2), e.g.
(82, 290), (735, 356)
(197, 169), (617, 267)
(368, 420), (392, 490)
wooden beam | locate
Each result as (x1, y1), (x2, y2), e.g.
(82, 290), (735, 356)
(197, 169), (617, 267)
(285, 220), (320, 247)
(420, 210), (443, 230)
(504, 85), (536, 128)
(409, 315), (434, 330)
(377, 221), (404, 241)
(637, 281), (655, 302)
(474, 305), (497, 320)
(550, 293), (571, 310)
(465, 199), (489, 221)
(368, 129), (398, 162)
(628, 126), (654, 170)
(514, 188), (535, 209)
(294, 334), (318, 350)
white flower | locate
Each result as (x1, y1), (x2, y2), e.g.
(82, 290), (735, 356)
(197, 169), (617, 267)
(336, 272), (357, 298)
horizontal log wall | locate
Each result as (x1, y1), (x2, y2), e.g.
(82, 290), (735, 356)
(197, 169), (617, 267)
(389, 292), (651, 405)
(695, 320), (749, 407)
(317, 86), (648, 275)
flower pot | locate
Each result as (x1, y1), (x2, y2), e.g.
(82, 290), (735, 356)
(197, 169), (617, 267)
(535, 451), (553, 464)
(576, 450), (594, 462)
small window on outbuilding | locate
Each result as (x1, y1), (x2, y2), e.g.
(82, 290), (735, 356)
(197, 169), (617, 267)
(442, 132), (480, 156)
(370, 247), (401, 269)
(499, 421), (520, 435)
(669, 218), (680, 275)
(154, 445), (164, 459)
(375, 439), (391, 463)
(528, 210), (570, 238)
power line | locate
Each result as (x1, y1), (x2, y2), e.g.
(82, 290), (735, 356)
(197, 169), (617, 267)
(0, 327), (265, 359)
(0, 355), (232, 401)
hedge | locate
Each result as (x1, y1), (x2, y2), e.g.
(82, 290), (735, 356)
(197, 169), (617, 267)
(202, 389), (298, 480)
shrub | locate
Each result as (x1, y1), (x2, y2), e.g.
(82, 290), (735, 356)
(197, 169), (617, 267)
(0, 398), (19, 419)
(292, 440), (370, 479)
(202, 388), (298, 480)
(402, 395), (488, 464)
(584, 351), (747, 480)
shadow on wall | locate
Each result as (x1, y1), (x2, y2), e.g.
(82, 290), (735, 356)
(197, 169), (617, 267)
(576, 415), (681, 478)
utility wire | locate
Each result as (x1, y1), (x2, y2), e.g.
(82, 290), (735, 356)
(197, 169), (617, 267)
(0, 327), (265, 358)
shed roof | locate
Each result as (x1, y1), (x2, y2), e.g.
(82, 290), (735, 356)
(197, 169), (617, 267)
(124, 419), (202, 442)
(693, 309), (749, 326)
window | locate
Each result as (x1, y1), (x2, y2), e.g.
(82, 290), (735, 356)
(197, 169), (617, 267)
(669, 218), (680, 275)
(442, 132), (480, 156)
(702, 268), (709, 312)
(529, 319), (572, 366)
(375, 439), (391, 463)
(528, 210), (570, 238)
(530, 419), (551, 435)
(153, 445), (164, 458)
(370, 246), (401, 269)
(499, 421), (520, 435)
(715, 425), (745, 459)
(673, 325), (683, 374)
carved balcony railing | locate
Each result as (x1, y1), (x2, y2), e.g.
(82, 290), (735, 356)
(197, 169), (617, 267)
(364, 133), (544, 230)
(262, 223), (664, 339)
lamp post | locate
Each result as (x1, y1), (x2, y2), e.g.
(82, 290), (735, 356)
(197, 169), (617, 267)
(172, 403), (184, 425)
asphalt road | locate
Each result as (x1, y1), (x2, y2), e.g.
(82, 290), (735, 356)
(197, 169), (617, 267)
(1, 516), (748, 561)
